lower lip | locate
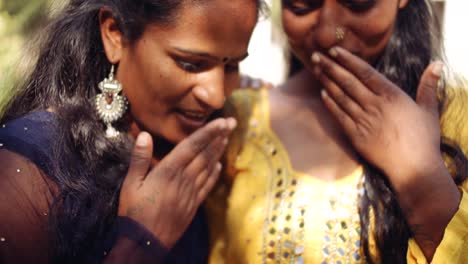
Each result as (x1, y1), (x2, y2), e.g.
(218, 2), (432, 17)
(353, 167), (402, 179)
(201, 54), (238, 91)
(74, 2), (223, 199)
(175, 112), (208, 130)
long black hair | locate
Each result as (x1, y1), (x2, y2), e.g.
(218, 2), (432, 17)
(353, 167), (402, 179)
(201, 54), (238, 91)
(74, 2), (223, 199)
(357, 1), (468, 263)
(2, 0), (264, 262)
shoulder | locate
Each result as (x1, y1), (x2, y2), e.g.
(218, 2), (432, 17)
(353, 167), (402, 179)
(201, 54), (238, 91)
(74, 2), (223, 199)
(222, 80), (273, 178)
(224, 80), (272, 145)
(226, 77), (272, 120)
(0, 112), (58, 176)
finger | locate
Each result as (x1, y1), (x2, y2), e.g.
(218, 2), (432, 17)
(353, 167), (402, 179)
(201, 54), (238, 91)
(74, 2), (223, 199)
(189, 135), (228, 190)
(321, 89), (357, 136)
(161, 118), (236, 169)
(197, 163), (222, 204)
(326, 46), (397, 96)
(311, 51), (377, 106)
(314, 66), (367, 122)
(416, 61), (444, 116)
(125, 132), (153, 183)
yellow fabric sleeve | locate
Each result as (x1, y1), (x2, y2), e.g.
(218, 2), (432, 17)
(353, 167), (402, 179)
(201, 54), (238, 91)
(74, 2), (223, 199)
(407, 85), (468, 263)
(205, 87), (264, 263)
(440, 85), (468, 155)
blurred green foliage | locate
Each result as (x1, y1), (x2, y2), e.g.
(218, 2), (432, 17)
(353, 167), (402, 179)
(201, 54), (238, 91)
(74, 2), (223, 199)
(0, 0), (64, 115)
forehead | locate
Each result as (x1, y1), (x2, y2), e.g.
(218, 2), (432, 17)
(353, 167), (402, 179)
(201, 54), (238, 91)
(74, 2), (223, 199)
(144, 0), (257, 52)
(281, 0), (401, 27)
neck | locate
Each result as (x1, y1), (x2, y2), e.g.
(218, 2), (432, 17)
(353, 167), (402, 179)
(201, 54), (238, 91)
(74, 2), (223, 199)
(275, 68), (357, 156)
(280, 69), (322, 100)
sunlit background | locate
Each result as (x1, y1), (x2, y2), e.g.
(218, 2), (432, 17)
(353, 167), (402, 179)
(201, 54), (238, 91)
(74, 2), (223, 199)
(241, 0), (468, 85)
(0, 0), (466, 113)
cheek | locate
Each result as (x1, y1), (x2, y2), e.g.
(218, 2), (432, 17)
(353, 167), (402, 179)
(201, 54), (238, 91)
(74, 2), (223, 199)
(282, 11), (308, 48)
(124, 51), (184, 110)
(350, 11), (398, 63)
(281, 11), (316, 66)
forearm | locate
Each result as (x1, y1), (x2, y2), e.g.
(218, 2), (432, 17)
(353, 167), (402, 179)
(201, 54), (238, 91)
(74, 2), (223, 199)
(394, 163), (461, 261)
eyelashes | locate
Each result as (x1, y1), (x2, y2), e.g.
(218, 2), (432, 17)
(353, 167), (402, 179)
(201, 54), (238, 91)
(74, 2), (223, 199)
(340, 0), (376, 12)
(282, 0), (321, 15)
(176, 60), (203, 72)
(283, 0), (377, 15)
(176, 59), (239, 73)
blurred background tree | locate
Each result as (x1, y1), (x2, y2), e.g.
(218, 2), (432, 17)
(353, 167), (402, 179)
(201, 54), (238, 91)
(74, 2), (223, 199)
(0, 0), (65, 115)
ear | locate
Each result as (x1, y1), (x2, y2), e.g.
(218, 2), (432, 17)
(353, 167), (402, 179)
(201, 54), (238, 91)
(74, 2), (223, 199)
(99, 8), (125, 64)
(398, 0), (409, 9)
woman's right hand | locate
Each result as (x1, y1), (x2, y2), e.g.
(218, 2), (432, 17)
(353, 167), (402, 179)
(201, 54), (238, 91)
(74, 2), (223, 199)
(118, 117), (236, 249)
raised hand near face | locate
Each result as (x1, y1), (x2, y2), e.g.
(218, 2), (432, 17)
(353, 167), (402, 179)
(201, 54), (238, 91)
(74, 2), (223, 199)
(311, 46), (461, 259)
(118, 118), (236, 250)
(311, 46), (444, 189)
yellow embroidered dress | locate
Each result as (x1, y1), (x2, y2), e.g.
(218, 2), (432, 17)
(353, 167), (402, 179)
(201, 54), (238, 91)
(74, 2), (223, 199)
(205, 87), (468, 264)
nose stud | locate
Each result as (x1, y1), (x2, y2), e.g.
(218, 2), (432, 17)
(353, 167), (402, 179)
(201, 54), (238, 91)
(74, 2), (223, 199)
(336, 27), (345, 42)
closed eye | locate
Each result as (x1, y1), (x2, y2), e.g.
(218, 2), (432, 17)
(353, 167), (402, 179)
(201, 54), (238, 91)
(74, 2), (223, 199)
(282, 0), (322, 16)
(176, 59), (206, 72)
(339, 0), (376, 12)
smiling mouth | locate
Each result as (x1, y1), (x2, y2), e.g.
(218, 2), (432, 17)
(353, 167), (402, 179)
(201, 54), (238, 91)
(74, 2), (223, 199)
(175, 109), (211, 129)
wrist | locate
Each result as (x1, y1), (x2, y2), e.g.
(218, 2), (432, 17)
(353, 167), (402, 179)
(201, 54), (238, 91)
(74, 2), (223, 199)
(394, 162), (460, 248)
(103, 216), (169, 263)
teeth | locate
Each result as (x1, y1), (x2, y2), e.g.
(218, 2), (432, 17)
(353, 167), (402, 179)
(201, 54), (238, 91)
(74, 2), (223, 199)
(183, 112), (205, 119)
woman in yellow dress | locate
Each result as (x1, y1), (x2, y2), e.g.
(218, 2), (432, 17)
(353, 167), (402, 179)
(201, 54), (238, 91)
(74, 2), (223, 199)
(207, 0), (468, 263)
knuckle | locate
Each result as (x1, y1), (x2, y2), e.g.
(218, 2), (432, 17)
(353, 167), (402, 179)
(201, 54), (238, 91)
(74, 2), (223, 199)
(321, 60), (333, 72)
(183, 167), (196, 180)
(382, 88), (398, 103)
(341, 77), (355, 91)
(420, 80), (435, 94)
(204, 145), (217, 158)
(188, 138), (205, 154)
(365, 104), (382, 119)
(158, 163), (178, 177)
(357, 67), (376, 83)
(130, 151), (149, 166)
(335, 91), (350, 107)
(354, 124), (371, 142)
(336, 110), (348, 124)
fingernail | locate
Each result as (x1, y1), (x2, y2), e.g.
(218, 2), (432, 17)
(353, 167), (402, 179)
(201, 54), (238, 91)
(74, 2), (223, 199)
(321, 89), (328, 98)
(311, 53), (321, 64)
(218, 121), (227, 131)
(222, 138), (229, 146)
(136, 132), (150, 147)
(432, 62), (444, 77)
(437, 76), (445, 91)
(216, 162), (222, 172)
(329, 47), (338, 58)
(227, 118), (237, 130)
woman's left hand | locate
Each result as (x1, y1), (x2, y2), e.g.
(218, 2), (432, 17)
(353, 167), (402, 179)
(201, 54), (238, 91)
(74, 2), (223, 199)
(311, 46), (461, 260)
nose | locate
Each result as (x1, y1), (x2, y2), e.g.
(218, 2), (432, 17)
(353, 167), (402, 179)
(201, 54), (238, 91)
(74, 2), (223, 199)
(193, 67), (225, 110)
(313, 1), (345, 50)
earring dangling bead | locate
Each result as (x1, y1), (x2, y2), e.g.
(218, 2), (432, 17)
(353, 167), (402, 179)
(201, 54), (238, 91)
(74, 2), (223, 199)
(95, 65), (128, 138)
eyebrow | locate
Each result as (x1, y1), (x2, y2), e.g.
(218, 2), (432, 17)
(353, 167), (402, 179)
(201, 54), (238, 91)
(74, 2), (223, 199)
(174, 47), (249, 62)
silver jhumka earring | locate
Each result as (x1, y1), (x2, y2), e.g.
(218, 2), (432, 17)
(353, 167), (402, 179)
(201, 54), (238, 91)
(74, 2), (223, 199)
(95, 65), (128, 138)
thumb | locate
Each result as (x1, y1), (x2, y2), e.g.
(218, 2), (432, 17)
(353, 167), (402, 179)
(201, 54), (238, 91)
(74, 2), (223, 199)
(416, 61), (444, 116)
(125, 132), (153, 183)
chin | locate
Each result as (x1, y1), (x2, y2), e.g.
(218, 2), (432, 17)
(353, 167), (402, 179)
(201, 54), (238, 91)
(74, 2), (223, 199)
(162, 128), (194, 145)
